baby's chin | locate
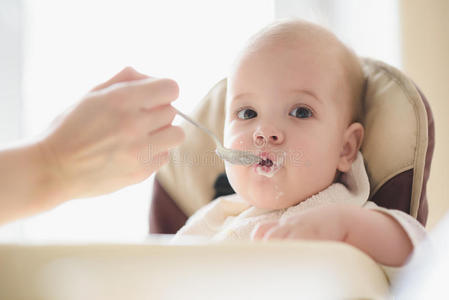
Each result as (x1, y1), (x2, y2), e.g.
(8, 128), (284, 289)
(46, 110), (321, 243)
(242, 187), (303, 210)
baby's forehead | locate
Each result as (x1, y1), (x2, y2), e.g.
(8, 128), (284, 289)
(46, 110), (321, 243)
(229, 40), (348, 96)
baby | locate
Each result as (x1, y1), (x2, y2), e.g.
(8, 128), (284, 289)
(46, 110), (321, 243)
(174, 20), (425, 277)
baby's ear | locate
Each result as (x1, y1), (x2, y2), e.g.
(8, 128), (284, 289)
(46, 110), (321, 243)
(337, 122), (364, 173)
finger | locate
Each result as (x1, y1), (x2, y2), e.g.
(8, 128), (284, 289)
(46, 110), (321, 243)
(286, 224), (319, 240)
(133, 151), (170, 183)
(251, 221), (278, 240)
(145, 125), (185, 154)
(137, 105), (176, 134)
(122, 77), (179, 110)
(91, 66), (150, 92)
(146, 151), (170, 172)
(263, 225), (291, 241)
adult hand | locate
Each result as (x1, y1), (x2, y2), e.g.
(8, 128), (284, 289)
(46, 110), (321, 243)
(0, 67), (185, 225)
(37, 67), (185, 204)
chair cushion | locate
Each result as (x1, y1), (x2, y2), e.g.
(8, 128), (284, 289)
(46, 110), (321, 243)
(151, 58), (434, 233)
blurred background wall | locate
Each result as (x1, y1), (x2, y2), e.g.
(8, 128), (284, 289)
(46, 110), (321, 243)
(0, 1), (22, 143)
(400, 0), (449, 229)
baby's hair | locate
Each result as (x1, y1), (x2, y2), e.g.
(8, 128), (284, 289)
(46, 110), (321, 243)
(241, 19), (365, 125)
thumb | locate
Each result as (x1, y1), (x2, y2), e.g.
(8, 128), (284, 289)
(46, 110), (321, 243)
(251, 221), (278, 240)
(91, 66), (151, 92)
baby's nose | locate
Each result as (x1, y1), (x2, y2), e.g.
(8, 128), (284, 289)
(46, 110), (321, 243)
(253, 127), (284, 147)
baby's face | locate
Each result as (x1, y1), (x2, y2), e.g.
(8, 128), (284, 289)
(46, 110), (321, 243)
(224, 42), (352, 209)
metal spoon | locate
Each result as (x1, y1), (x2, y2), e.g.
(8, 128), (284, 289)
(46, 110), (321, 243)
(174, 107), (261, 165)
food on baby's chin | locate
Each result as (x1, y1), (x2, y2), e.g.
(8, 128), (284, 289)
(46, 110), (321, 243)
(256, 164), (276, 177)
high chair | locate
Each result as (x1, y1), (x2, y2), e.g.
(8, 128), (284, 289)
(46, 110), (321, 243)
(151, 58), (434, 233)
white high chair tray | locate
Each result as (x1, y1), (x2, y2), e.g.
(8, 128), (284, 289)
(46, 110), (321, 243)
(0, 238), (389, 300)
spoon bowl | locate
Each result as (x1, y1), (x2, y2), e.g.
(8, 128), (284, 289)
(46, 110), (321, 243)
(173, 107), (261, 165)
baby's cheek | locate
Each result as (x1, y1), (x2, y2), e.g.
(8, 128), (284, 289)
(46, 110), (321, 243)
(224, 162), (244, 195)
(223, 131), (251, 150)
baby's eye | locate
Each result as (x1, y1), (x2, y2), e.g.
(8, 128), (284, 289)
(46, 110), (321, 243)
(289, 106), (313, 119)
(237, 108), (257, 120)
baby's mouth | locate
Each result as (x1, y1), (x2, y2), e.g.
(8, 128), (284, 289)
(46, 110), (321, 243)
(254, 151), (285, 178)
(258, 158), (274, 167)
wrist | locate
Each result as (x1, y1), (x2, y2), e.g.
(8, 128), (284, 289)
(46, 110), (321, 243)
(338, 205), (360, 241)
(31, 138), (71, 209)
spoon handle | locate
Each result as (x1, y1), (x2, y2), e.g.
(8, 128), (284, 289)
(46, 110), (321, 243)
(173, 107), (221, 146)
(173, 107), (260, 165)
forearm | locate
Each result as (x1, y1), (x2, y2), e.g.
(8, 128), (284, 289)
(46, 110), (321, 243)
(343, 206), (413, 267)
(0, 140), (65, 225)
